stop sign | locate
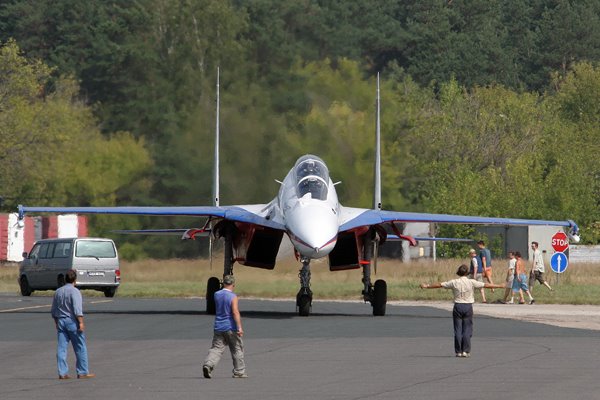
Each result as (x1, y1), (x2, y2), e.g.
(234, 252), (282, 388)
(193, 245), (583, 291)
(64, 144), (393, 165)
(551, 231), (569, 252)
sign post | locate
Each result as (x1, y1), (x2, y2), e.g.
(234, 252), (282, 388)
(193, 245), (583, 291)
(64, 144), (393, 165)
(551, 231), (570, 284)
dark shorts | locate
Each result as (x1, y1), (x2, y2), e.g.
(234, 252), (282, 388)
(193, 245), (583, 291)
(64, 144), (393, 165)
(530, 270), (545, 285)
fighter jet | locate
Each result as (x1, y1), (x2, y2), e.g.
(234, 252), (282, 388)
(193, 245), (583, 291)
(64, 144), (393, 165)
(17, 74), (580, 316)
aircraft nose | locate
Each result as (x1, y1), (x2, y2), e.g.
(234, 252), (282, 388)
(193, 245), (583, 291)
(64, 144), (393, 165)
(289, 206), (338, 255)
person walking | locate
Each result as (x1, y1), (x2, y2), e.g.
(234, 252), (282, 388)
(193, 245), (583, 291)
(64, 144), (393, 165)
(514, 251), (535, 304)
(502, 252), (517, 304)
(51, 269), (94, 380)
(420, 264), (504, 357)
(477, 240), (496, 290)
(468, 249), (487, 303)
(529, 241), (553, 293)
(203, 275), (247, 378)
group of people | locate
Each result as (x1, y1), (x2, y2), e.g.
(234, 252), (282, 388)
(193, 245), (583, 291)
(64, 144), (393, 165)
(53, 240), (555, 376)
(421, 240), (556, 358)
(466, 240), (553, 304)
(51, 269), (246, 380)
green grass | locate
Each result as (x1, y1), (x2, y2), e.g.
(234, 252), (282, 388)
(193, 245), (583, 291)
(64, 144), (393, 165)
(2, 257), (600, 304)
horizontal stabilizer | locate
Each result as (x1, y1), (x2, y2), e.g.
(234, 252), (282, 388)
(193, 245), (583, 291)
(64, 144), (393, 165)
(111, 228), (211, 240)
(387, 235), (474, 243)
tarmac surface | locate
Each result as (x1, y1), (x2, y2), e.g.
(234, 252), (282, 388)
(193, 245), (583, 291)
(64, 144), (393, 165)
(1, 294), (600, 400)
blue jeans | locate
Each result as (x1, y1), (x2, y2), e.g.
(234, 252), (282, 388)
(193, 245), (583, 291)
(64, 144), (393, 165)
(56, 318), (89, 376)
(452, 303), (473, 354)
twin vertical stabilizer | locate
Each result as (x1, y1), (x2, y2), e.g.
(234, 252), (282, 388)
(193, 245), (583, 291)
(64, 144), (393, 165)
(373, 73), (382, 211)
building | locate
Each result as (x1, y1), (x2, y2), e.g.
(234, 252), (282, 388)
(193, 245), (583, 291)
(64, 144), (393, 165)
(0, 214), (87, 262)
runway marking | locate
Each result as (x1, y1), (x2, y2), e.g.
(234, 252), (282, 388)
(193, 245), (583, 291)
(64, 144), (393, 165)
(0, 299), (112, 313)
(0, 304), (51, 313)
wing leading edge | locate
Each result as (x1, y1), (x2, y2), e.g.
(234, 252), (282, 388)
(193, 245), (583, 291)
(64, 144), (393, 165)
(17, 205), (285, 231)
(339, 207), (580, 239)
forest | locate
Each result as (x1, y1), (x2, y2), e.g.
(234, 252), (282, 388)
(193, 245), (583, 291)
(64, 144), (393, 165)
(0, 0), (599, 259)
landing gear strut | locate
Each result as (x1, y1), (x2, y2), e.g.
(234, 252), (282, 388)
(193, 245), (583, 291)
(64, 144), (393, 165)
(206, 223), (235, 315)
(362, 229), (387, 316)
(296, 258), (313, 316)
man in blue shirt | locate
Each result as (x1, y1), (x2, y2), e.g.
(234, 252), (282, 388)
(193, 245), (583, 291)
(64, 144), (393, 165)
(203, 275), (246, 378)
(51, 269), (94, 379)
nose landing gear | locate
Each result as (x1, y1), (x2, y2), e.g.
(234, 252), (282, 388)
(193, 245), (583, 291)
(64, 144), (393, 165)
(296, 258), (313, 316)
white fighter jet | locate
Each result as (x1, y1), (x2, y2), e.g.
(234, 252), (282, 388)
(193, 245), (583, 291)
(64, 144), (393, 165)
(17, 74), (580, 316)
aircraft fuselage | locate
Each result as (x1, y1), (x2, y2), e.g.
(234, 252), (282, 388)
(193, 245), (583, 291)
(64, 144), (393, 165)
(277, 155), (340, 259)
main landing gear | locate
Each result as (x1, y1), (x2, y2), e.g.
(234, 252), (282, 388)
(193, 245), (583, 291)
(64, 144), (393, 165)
(362, 229), (387, 316)
(296, 257), (313, 316)
(362, 266), (387, 316)
(206, 224), (235, 315)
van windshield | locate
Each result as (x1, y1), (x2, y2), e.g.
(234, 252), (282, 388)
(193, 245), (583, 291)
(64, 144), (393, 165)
(75, 241), (116, 258)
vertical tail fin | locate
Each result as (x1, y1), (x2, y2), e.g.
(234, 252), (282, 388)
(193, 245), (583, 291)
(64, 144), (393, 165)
(213, 67), (220, 207)
(373, 73), (382, 211)
(209, 67), (221, 270)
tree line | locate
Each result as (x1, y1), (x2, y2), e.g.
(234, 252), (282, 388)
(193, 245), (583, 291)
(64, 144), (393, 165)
(0, 0), (599, 259)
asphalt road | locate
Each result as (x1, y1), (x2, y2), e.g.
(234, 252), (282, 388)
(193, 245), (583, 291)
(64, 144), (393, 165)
(1, 295), (599, 400)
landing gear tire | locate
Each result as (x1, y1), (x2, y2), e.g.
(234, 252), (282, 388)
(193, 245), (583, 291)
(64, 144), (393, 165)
(297, 293), (312, 317)
(372, 279), (387, 316)
(206, 277), (221, 315)
(19, 276), (32, 296)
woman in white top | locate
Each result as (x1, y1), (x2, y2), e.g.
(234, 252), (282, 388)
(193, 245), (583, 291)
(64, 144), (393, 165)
(421, 264), (504, 357)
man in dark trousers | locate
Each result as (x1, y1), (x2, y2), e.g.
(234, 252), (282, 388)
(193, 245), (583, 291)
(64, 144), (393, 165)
(51, 269), (95, 379)
(203, 275), (247, 378)
(421, 264), (504, 357)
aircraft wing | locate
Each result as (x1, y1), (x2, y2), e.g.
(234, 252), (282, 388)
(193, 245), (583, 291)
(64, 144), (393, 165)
(17, 204), (286, 231)
(339, 207), (579, 236)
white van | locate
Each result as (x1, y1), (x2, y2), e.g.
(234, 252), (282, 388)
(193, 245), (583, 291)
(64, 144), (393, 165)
(19, 238), (120, 297)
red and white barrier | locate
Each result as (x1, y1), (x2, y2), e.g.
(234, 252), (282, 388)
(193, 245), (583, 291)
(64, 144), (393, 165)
(0, 214), (88, 262)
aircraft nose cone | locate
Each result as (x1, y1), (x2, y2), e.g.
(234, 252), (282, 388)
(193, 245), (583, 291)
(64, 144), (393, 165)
(288, 206), (338, 257)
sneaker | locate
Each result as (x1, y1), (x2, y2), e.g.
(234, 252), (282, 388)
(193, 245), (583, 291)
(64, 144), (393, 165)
(456, 353), (463, 357)
(529, 299), (535, 305)
(203, 365), (212, 379)
(232, 373), (248, 378)
(507, 300), (514, 304)
(462, 352), (471, 358)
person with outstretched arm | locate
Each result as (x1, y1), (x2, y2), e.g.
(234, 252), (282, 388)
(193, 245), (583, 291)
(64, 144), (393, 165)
(421, 264), (504, 357)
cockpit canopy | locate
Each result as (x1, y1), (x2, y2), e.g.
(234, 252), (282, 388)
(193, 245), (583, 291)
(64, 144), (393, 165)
(294, 155), (329, 201)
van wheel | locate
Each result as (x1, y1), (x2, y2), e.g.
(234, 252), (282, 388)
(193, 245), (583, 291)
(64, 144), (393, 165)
(104, 287), (117, 298)
(19, 276), (33, 296)
(57, 275), (66, 288)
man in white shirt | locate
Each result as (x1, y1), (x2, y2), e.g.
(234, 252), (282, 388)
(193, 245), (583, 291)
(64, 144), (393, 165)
(421, 264), (504, 357)
(529, 241), (553, 293)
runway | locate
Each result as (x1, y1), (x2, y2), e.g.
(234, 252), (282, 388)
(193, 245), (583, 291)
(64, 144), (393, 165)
(1, 295), (599, 400)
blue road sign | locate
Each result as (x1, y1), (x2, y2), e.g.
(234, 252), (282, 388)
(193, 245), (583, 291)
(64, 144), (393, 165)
(550, 252), (569, 273)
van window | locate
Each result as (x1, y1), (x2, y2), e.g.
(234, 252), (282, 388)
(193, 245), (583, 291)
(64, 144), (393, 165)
(28, 243), (41, 259)
(39, 243), (56, 259)
(75, 241), (116, 258)
(53, 242), (72, 258)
